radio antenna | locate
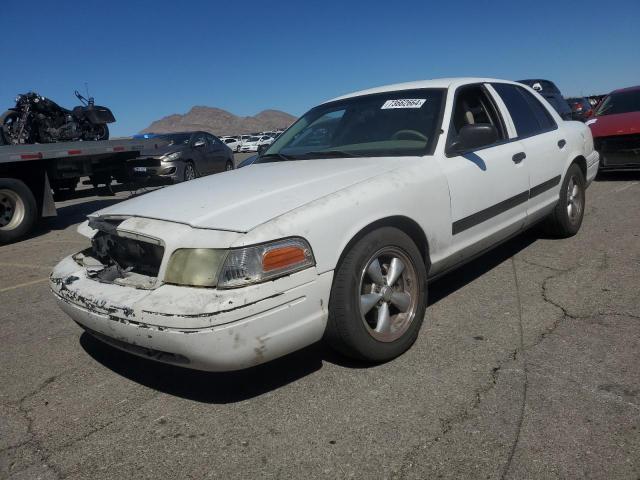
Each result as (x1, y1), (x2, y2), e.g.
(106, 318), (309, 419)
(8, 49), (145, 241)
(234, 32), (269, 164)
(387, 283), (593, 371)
(85, 82), (90, 99)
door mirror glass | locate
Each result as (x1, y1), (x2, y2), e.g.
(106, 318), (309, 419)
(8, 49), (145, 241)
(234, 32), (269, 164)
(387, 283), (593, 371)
(257, 144), (269, 156)
(450, 124), (498, 153)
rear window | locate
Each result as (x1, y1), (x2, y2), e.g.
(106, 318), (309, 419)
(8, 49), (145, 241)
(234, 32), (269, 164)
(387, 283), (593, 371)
(519, 89), (557, 131)
(493, 84), (541, 138)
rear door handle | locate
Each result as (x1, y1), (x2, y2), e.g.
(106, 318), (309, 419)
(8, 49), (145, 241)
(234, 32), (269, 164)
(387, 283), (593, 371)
(512, 152), (526, 163)
(557, 139), (566, 148)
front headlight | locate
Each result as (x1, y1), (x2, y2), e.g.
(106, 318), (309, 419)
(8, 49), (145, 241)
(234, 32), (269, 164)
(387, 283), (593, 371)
(162, 152), (181, 161)
(164, 238), (315, 289)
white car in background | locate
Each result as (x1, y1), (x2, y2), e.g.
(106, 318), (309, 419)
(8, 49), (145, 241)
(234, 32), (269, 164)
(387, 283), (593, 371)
(221, 137), (241, 152)
(240, 135), (273, 152)
(51, 77), (598, 372)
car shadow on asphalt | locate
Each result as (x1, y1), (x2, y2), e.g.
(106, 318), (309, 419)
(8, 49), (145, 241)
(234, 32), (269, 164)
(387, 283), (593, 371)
(79, 229), (542, 404)
(80, 332), (333, 404)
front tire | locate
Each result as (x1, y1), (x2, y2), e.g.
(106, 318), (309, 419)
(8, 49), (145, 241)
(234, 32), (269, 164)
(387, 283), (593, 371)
(0, 179), (38, 244)
(225, 160), (234, 171)
(325, 227), (428, 362)
(543, 163), (585, 238)
(183, 162), (196, 182)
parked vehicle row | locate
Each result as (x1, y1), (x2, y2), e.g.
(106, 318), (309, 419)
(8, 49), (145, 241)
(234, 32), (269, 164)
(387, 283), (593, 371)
(221, 130), (284, 152)
(51, 77), (600, 373)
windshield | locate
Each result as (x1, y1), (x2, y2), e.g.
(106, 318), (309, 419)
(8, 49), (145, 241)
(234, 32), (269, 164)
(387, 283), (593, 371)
(595, 91), (640, 116)
(262, 88), (445, 160)
(158, 133), (191, 146)
(247, 136), (260, 142)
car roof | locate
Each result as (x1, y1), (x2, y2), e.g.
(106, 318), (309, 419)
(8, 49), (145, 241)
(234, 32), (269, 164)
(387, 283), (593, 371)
(326, 77), (522, 103)
(611, 85), (640, 94)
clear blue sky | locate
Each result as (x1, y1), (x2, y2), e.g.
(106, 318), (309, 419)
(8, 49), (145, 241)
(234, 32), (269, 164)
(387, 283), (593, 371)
(2, 0), (638, 137)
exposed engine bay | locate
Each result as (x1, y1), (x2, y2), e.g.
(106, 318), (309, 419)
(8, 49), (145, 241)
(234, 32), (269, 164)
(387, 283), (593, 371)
(74, 217), (164, 289)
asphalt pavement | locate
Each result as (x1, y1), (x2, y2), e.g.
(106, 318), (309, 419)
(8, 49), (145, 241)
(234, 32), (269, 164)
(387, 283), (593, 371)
(1, 168), (639, 479)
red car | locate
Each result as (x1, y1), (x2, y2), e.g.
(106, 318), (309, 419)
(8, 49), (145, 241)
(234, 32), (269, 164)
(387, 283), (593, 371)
(588, 85), (640, 170)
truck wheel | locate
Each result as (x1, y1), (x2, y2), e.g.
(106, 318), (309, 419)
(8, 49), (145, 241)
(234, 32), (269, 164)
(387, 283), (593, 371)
(0, 178), (38, 244)
(325, 227), (428, 362)
(542, 163), (585, 238)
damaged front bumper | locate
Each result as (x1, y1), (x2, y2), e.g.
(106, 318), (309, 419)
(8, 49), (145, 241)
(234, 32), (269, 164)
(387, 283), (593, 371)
(50, 255), (332, 371)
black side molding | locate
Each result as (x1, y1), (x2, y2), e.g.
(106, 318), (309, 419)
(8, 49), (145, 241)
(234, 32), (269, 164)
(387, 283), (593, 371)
(452, 175), (562, 235)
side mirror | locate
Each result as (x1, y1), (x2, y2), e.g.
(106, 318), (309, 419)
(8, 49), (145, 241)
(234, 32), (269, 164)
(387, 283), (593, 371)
(449, 124), (498, 154)
(257, 144), (269, 156)
(194, 139), (206, 148)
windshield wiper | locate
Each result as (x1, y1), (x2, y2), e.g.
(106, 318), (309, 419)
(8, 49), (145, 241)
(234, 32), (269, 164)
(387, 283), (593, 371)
(258, 153), (294, 162)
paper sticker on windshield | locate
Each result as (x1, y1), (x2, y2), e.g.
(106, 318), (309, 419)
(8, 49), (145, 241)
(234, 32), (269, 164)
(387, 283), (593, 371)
(381, 99), (426, 109)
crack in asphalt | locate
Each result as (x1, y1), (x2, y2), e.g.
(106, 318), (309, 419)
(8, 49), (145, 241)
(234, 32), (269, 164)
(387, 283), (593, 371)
(499, 258), (528, 480)
(397, 253), (589, 479)
(2, 371), (76, 479)
(3, 372), (163, 480)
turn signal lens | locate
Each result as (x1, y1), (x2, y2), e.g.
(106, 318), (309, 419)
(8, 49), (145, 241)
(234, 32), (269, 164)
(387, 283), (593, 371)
(263, 246), (307, 271)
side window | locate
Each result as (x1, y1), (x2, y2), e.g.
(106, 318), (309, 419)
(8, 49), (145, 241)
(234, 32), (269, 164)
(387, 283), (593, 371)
(448, 85), (506, 149)
(492, 83), (541, 138)
(519, 89), (557, 131)
(193, 133), (206, 146)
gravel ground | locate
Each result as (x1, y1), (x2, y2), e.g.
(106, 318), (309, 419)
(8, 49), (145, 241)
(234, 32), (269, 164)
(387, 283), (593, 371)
(1, 169), (639, 479)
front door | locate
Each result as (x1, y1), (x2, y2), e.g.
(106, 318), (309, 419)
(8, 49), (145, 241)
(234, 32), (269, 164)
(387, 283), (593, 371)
(437, 84), (530, 263)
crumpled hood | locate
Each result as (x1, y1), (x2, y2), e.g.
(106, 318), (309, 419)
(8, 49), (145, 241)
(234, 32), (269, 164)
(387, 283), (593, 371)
(589, 111), (640, 138)
(91, 157), (409, 232)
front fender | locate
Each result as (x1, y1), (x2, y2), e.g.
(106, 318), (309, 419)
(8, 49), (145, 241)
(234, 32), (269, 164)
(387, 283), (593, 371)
(237, 159), (452, 274)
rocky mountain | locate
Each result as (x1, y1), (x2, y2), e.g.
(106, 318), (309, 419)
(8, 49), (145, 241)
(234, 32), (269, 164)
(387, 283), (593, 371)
(140, 107), (296, 136)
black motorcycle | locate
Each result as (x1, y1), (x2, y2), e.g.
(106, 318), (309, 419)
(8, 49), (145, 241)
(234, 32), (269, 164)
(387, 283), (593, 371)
(0, 90), (115, 145)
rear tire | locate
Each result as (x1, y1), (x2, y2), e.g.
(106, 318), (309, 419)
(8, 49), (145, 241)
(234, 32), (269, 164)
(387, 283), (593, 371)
(0, 178), (38, 244)
(542, 163), (585, 238)
(97, 124), (109, 141)
(325, 227), (428, 362)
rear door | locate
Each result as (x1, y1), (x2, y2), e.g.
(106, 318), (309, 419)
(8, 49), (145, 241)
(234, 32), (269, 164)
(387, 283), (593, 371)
(190, 133), (210, 175)
(491, 83), (566, 224)
(207, 134), (229, 172)
(438, 83), (530, 261)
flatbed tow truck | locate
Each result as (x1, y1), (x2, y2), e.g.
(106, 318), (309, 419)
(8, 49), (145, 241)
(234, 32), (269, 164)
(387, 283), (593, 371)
(0, 138), (168, 243)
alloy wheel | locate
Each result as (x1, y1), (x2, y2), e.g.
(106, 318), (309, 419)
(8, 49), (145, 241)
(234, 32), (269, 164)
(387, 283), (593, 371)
(184, 164), (196, 181)
(566, 175), (583, 224)
(358, 247), (419, 342)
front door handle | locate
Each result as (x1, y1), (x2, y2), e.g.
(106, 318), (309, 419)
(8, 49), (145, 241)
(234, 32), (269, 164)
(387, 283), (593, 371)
(512, 152), (526, 163)
(558, 139), (566, 149)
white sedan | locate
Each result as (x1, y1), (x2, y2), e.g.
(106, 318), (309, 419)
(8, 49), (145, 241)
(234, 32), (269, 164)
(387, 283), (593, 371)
(240, 135), (274, 152)
(221, 137), (241, 152)
(51, 77), (599, 371)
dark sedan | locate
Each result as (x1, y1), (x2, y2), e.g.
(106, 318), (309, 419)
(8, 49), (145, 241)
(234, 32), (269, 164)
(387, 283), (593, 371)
(517, 79), (573, 120)
(130, 131), (234, 183)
